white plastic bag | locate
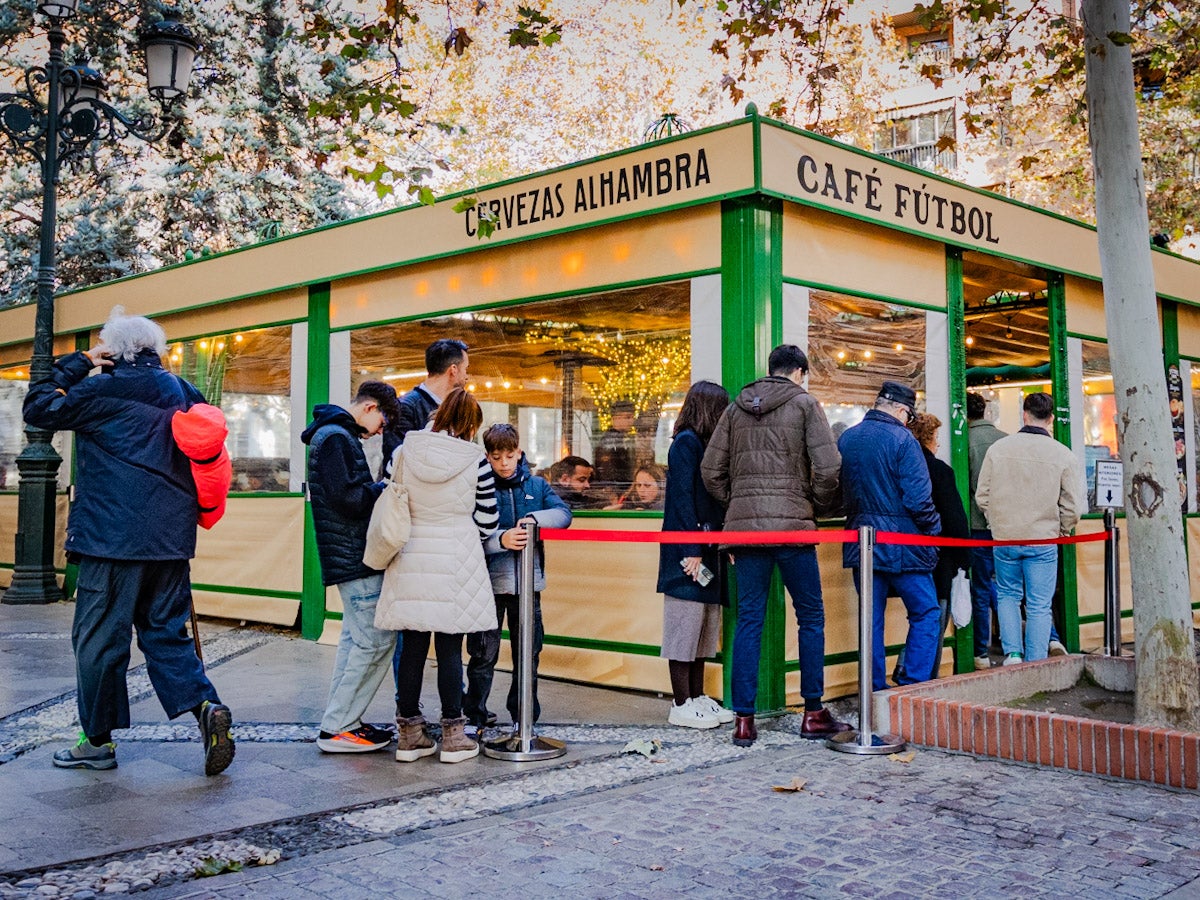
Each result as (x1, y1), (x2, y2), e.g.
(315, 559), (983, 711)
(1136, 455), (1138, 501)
(950, 568), (972, 628)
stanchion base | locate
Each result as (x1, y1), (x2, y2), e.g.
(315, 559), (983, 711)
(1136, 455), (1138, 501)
(482, 734), (567, 762)
(826, 730), (906, 755)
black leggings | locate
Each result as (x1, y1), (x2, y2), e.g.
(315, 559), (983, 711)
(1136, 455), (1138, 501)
(394, 630), (464, 720)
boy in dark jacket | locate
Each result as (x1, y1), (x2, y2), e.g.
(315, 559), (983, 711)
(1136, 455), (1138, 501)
(23, 308), (234, 776)
(302, 381), (400, 753)
(463, 424), (572, 733)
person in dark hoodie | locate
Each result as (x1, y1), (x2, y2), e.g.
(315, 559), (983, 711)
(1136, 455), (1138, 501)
(907, 412), (971, 680)
(302, 380), (401, 753)
(463, 424), (572, 735)
(701, 344), (849, 747)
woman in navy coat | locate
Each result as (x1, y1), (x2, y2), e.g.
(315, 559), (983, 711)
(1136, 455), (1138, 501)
(656, 380), (732, 729)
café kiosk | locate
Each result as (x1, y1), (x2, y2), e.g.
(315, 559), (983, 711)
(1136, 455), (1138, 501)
(3, 108), (1199, 709)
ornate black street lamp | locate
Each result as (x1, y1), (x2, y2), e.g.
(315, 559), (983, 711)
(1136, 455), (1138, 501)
(1, 1), (198, 604)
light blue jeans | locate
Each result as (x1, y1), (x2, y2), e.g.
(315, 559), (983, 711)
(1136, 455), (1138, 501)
(993, 545), (1058, 661)
(320, 575), (397, 735)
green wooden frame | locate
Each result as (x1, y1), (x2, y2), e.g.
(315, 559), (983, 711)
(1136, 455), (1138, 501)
(719, 193), (784, 712)
(301, 284), (331, 640)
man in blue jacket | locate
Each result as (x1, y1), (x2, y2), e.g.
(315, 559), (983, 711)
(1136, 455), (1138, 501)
(23, 308), (235, 775)
(838, 381), (942, 690)
(302, 381), (400, 753)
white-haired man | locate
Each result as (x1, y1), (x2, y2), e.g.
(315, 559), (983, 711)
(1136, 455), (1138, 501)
(24, 307), (235, 776)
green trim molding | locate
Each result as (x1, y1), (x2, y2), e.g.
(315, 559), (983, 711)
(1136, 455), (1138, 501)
(301, 284), (331, 640)
(720, 195), (784, 712)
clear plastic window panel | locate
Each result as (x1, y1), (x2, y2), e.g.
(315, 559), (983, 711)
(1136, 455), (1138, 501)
(805, 290), (930, 437)
(164, 325), (293, 492)
(349, 282), (692, 509)
(0, 365), (71, 491)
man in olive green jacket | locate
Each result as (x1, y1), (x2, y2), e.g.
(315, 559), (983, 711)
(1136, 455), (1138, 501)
(701, 344), (847, 747)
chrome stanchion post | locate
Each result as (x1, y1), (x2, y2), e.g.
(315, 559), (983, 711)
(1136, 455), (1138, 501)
(483, 519), (566, 761)
(829, 526), (906, 755)
(1103, 508), (1122, 657)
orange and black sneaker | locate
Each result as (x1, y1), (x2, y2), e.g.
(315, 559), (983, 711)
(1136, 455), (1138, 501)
(317, 725), (392, 753)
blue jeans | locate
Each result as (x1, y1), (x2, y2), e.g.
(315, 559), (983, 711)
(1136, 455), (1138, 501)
(320, 575), (397, 735)
(72, 556), (219, 739)
(969, 530), (997, 657)
(994, 545), (1059, 661)
(853, 569), (941, 690)
(730, 547), (825, 715)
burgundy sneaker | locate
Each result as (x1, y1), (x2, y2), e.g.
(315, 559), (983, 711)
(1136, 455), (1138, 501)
(800, 708), (851, 740)
(732, 714), (757, 747)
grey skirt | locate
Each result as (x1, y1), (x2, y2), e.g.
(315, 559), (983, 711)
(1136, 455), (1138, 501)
(660, 595), (721, 661)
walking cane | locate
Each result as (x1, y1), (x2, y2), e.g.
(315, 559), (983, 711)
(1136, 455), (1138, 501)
(190, 601), (204, 665)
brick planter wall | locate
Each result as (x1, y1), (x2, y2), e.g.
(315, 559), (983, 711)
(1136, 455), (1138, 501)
(874, 656), (1199, 790)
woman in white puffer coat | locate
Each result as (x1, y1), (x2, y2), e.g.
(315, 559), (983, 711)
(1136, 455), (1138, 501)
(375, 388), (498, 763)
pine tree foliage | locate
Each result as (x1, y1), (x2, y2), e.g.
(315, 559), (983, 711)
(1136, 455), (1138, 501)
(0, 0), (361, 305)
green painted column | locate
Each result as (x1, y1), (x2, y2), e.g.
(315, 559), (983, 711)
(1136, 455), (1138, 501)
(1161, 301), (1187, 560)
(301, 284), (331, 640)
(945, 248), (973, 672)
(1047, 272), (1080, 651)
(719, 194), (783, 711)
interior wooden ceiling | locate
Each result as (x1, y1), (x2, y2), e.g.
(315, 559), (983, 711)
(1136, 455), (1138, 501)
(962, 251), (1051, 371)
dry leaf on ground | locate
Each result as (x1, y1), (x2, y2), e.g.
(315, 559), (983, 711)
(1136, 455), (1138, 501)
(888, 751), (916, 763)
(772, 777), (807, 792)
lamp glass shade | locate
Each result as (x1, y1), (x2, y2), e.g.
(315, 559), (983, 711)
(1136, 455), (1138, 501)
(60, 66), (106, 109)
(37, 0), (79, 19)
(140, 20), (199, 101)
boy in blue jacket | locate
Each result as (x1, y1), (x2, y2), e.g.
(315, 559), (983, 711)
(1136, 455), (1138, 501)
(464, 424), (572, 733)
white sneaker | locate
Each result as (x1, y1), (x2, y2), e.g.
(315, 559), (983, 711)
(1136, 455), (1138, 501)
(693, 695), (735, 724)
(667, 699), (719, 729)
(974, 655), (992, 670)
(1003, 653), (1024, 666)
(1048, 640), (1068, 657)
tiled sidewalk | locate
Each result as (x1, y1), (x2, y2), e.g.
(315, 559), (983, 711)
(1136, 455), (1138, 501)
(2, 602), (1198, 899)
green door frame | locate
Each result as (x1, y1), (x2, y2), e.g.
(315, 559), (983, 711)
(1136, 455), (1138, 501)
(719, 194), (784, 711)
(300, 283), (331, 640)
(1046, 272), (1081, 651)
(945, 248), (973, 671)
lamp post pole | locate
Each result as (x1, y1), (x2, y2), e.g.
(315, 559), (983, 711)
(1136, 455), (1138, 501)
(1, 3), (197, 604)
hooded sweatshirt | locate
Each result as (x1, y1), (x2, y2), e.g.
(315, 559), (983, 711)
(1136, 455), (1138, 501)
(301, 404), (383, 586)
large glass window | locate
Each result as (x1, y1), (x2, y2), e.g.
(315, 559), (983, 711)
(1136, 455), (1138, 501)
(806, 290), (932, 437)
(165, 325), (293, 492)
(0, 363), (70, 490)
(1080, 339), (1117, 512)
(350, 282), (692, 509)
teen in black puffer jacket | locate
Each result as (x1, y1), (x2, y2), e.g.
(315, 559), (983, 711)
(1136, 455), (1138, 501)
(302, 404), (385, 586)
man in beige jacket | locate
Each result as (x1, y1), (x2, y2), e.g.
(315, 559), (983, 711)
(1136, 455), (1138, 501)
(975, 392), (1085, 664)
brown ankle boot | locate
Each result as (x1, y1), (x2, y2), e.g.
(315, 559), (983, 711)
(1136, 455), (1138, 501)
(439, 715), (479, 764)
(394, 715), (436, 762)
(732, 714), (757, 747)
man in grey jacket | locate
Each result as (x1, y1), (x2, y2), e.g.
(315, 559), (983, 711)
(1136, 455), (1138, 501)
(701, 344), (849, 747)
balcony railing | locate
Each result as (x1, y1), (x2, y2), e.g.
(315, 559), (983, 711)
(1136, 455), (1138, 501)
(879, 144), (957, 171)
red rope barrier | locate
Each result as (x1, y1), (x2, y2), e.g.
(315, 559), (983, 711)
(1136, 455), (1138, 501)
(538, 527), (1110, 547)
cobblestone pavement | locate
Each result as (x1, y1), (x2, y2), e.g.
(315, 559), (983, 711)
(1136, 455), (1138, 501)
(143, 733), (1200, 900)
(1, 604), (1198, 899)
